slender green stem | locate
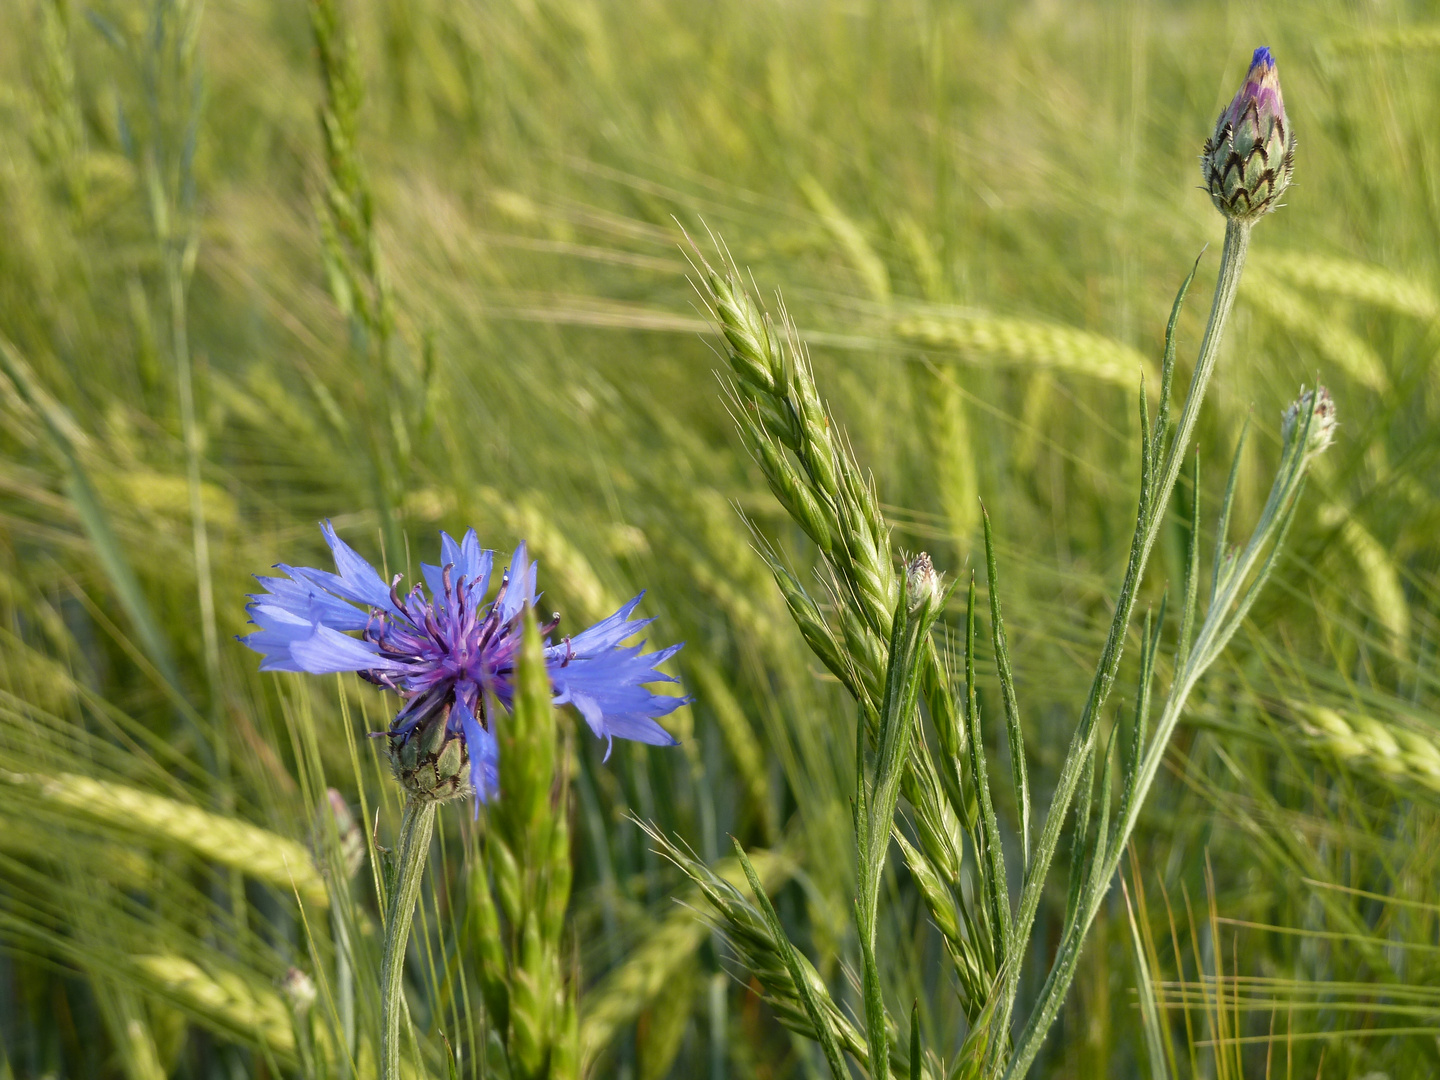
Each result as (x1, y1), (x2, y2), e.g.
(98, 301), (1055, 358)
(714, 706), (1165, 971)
(855, 562), (949, 1079)
(381, 796), (437, 1080)
(1003, 431), (1312, 1079)
(169, 253), (219, 703)
(990, 219), (1252, 1066)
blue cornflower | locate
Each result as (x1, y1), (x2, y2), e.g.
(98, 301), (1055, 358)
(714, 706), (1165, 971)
(242, 522), (684, 805)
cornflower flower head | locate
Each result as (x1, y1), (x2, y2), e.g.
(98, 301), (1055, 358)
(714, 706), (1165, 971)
(242, 523), (684, 807)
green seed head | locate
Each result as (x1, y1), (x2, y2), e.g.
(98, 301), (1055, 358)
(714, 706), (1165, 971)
(1201, 47), (1295, 221)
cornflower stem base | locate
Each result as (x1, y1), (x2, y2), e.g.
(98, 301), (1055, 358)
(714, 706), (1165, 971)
(380, 795), (437, 1080)
(991, 218), (1252, 1073)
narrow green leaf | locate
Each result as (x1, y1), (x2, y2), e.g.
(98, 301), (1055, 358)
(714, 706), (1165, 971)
(1205, 478), (1308, 666)
(909, 1000), (922, 1080)
(1088, 726), (1117, 897)
(982, 509), (1029, 868)
(441, 1032), (461, 1080)
(1137, 374), (1153, 520)
(1175, 451), (1202, 675)
(1154, 254), (1203, 468)
(1211, 417), (1250, 604)
(859, 923), (888, 1080)
(732, 839), (849, 1080)
(1117, 605), (1162, 845)
(1062, 744), (1096, 931)
(964, 574), (1011, 960)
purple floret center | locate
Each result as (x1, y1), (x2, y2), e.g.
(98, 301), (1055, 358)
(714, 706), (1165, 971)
(369, 569), (514, 697)
(364, 567), (564, 735)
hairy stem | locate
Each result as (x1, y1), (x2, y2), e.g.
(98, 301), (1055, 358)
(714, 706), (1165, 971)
(1004, 426), (1311, 1079)
(380, 796), (436, 1080)
(991, 219), (1252, 1067)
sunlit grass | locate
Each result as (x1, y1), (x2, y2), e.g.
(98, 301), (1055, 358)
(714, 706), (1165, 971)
(1, 0), (1438, 1076)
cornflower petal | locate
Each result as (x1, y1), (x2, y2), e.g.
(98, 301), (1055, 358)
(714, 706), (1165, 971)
(496, 542), (537, 623)
(420, 563), (448, 609)
(312, 520), (397, 611)
(549, 638), (686, 750)
(289, 624), (410, 675)
(242, 604), (320, 671)
(559, 593), (652, 654)
(441, 529), (490, 586)
(453, 696), (499, 813)
(252, 573), (369, 630)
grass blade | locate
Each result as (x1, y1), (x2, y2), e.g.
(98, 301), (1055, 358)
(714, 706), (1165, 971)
(982, 508), (1030, 868)
(964, 574), (1011, 962)
(732, 839), (849, 1080)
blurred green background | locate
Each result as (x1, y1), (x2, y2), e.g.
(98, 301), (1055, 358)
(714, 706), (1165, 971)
(1, 0), (1438, 1076)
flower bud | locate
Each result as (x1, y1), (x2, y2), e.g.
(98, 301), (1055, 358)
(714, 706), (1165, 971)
(1282, 385), (1336, 458)
(280, 967), (317, 1017)
(1201, 47), (1295, 221)
(905, 552), (942, 616)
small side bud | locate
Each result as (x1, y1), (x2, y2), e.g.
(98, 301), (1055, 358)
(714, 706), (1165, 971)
(905, 552), (942, 615)
(280, 967), (317, 1017)
(1283, 385), (1337, 458)
(1201, 47), (1296, 221)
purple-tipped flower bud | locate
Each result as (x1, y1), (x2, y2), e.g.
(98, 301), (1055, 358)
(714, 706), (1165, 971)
(1202, 47), (1296, 221)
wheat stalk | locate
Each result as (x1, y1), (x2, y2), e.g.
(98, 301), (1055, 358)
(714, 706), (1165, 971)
(693, 241), (993, 1015)
(894, 310), (1153, 389)
(1, 770), (329, 908)
(135, 954), (295, 1057)
(1296, 706), (1440, 795)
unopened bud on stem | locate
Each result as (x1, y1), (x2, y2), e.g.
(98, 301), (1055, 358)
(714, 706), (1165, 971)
(905, 552), (942, 616)
(1283, 385), (1336, 459)
(1202, 47), (1296, 221)
(281, 967), (317, 1017)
